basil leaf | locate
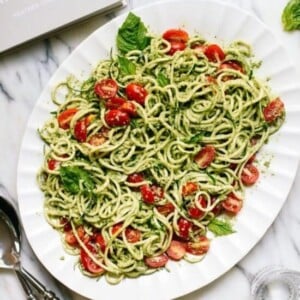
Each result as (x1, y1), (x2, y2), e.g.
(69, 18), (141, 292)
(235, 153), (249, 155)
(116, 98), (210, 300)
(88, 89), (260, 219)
(157, 72), (170, 87)
(208, 218), (235, 236)
(118, 56), (136, 75)
(186, 132), (204, 144)
(282, 0), (300, 31)
(60, 166), (94, 194)
(117, 12), (151, 53)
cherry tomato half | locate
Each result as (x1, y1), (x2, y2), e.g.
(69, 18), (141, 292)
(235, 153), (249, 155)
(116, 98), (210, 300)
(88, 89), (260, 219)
(94, 78), (118, 99)
(140, 185), (155, 204)
(105, 96), (126, 109)
(204, 44), (225, 62)
(94, 233), (106, 253)
(145, 253), (169, 268)
(112, 223), (123, 236)
(194, 145), (216, 169)
(105, 109), (131, 127)
(220, 60), (244, 73)
(156, 202), (175, 216)
(222, 192), (243, 214)
(120, 101), (137, 117)
(47, 159), (60, 170)
(167, 41), (186, 55)
(125, 83), (148, 106)
(186, 236), (210, 255)
(60, 217), (72, 232)
(241, 164), (259, 186)
(125, 227), (141, 243)
(88, 133), (107, 146)
(64, 231), (78, 246)
(57, 108), (78, 129)
(74, 118), (87, 142)
(178, 218), (192, 240)
(211, 197), (223, 216)
(127, 173), (144, 183)
(162, 29), (189, 43)
(263, 98), (284, 123)
(64, 226), (85, 246)
(188, 195), (207, 219)
(140, 184), (164, 204)
(166, 240), (186, 261)
(182, 182), (199, 197)
(80, 244), (104, 274)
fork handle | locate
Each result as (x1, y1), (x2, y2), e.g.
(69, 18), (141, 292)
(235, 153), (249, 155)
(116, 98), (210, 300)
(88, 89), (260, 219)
(16, 270), (38, 300)
(20, 267), (60, 300)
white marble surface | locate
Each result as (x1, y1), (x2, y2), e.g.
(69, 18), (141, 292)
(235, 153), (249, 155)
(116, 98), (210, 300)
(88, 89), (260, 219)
(0, 0), (300, 299)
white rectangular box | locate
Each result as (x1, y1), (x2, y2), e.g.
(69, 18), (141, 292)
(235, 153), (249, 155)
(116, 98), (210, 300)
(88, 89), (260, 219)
(0, 0), (125, 53)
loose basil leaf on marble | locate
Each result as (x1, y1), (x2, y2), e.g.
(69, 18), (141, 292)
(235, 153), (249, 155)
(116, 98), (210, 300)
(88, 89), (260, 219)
(60, 166), (94, 194)
(157, 72), (170, 87)
(117, 12), (151, 53)
(118, 56), (136, 75)
(282, 0), (300, 31)
(208, 218), (236, 236)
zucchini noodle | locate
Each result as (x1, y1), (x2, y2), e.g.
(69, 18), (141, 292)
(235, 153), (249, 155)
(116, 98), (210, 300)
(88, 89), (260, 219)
(37, 28), (285, 284)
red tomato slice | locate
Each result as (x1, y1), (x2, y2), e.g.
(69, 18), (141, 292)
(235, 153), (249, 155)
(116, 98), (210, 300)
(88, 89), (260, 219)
(105, 109), (131, 127)
(188, 195), (207, 219)
(74, 118), (87, 142)
(263, 98), (284, 123)
(94, 233), (106, 252)
(194, 145), (216, 168)
(182, 182), (199, 197)
(57, 108), (78, 129)
(120, 101), (137, 117)
(241, 164), (259, 186)
(220, 60), (244, 73)
(47, 159), (60, 170)
(222, 192), (243, 214)
(88, 133), (107, 146)
(94, 79), (118, 99)
(125, 83), (148, 106)
(178, 218), (192, 240)
(105, 96), (126, 109)
(127, 173), (144, 183)
(204, 44), (225, 62)
(140, 184), (155, 204)
(125, 227), (141, 243)
(186, 236), (210, 255)
(167, 41), (186, 55)
(145, 253), (169, 268)
(80, 244), (104, 274)
(166, 240), (186, 260)
(157, 202), (175, 216)
(162, 29), (189, 43)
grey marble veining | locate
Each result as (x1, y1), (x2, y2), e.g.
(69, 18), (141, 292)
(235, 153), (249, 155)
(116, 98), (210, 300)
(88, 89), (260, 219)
(0, 0), (300, 299)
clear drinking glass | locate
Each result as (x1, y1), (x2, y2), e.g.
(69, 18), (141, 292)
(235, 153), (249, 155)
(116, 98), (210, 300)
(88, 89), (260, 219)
(251, 266), (300, 300)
